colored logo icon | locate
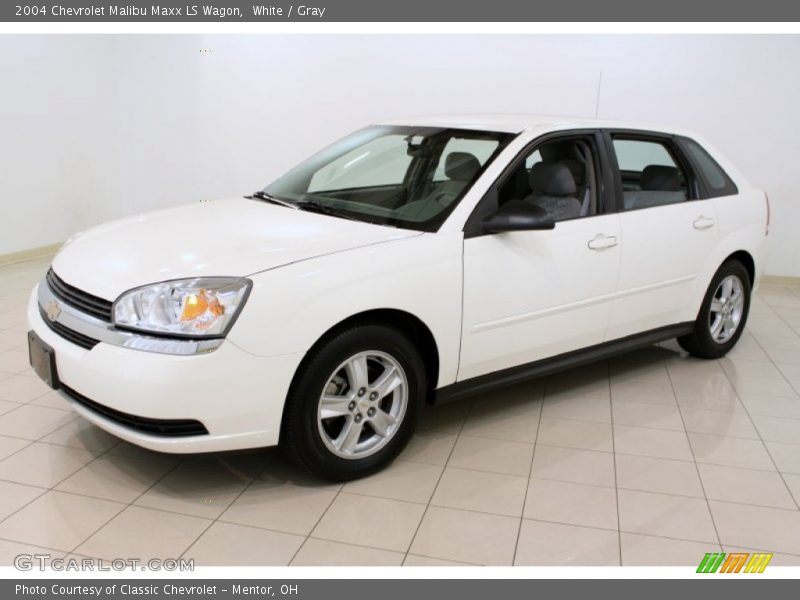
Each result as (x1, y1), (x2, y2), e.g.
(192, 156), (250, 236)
(697, 552), (773, 573)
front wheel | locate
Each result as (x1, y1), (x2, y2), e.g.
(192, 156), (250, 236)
(280, 324), (426, 481)
(678, 260), (751, 359)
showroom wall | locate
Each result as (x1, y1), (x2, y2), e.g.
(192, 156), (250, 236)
(0, 37), (121, 255)
(1, 35), (798, 275)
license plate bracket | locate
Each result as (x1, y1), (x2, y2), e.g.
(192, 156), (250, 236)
(28, 330), (60, 390)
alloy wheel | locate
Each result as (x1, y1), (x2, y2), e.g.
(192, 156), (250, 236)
(316, 350), (408, 459)
(709, 274), (745, 344)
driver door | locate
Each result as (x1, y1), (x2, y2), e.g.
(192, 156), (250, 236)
(458, 131), (622, 381)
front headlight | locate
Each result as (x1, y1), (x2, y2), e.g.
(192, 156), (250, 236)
(113, 278), (251, 338)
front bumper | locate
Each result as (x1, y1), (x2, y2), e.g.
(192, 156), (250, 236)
(27, 285), (303, 453)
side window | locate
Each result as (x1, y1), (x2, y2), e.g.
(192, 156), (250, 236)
(524, 150), (542, 169)
(679, 136), (738, 197)
(497, 137), (599, 222)
(612, 138), (688, 211)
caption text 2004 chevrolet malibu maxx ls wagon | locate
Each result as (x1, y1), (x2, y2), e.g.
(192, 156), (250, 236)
(27, 115), (769, 480)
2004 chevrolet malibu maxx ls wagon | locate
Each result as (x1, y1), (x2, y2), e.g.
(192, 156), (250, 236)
(27, 115), (769, 480)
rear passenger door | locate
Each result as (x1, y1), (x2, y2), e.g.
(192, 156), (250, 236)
(605, 132), (718, 340)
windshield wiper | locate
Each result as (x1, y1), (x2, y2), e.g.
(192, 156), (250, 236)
(246, 190), (299, 209)
(293, 199), (361, 221)
(249, 191), (364, 223)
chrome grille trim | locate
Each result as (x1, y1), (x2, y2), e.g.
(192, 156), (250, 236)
(46, 269), (113, 321)
(39, 307), (100, 350)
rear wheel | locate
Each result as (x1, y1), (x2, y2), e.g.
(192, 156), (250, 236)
(678, 260), (751, 359)
(280, 324), (425, 481)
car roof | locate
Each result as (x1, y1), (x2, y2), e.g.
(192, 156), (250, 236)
(377, 113), (695, 136)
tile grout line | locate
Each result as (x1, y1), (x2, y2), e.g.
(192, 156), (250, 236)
(444, 403), (800, 434)
(66, 451), (286, 561)
(8, 499), (800, 568)
(178, 453), (283, 563)
(285, 464), (349, 566)
(18, 468), (800, 525)
(0, 388), (76, 428)
(0, 439), (37, 483)
(62, 444), (188, 558)
(300, 533), (477, 565)
(1, 416), (797, 529)
(0, 417), (100, 529)
(6, 426), (788, 516)
(511, 377), (546, 566)
(400, 400), (475, 566)
(304, 509), (732, 558)
(0, 535), (73, 556)
(0, 437), (172, 556)
(749, 314), (800, 399)
(392, 448), (798, 476)
(725, 333), (800, 511)
(606, 359), (624, 566)
(0, 424), (101, 446)
(660, 346), (724, 550)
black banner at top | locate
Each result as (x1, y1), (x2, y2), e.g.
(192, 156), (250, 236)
(3, 0), (800, 22)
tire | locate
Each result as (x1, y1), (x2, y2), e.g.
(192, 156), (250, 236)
(678, 260), (751, 359)
(280, 323), (426, 481)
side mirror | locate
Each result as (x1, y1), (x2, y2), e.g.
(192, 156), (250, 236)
(481, 200), (555, 233)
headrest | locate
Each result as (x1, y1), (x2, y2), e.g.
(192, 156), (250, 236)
(539, 141), (575, 163)
(445, 152), (481, 182)
(529, 162), (577, 196)
(559, 158), (586, 184)
(641, 165), (682, 192)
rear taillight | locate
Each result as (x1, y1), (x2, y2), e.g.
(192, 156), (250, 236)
(765, 193), (771, 236)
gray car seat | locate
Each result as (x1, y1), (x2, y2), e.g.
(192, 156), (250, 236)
(432, 152), (481, 206)
(539, 141), (592, 215)
(394, 151), (481, 221)
(559, 158), (591, 216)
(526, 163), (582, 221)
(623, 165), (687, 210)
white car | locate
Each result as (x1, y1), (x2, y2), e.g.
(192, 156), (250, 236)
(27, 115), (769, 480)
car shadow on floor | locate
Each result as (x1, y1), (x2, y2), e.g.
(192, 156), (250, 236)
(75, 340), (712, 491)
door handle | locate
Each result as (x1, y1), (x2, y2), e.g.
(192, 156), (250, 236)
(587, 234), (618, 250)
(693, 216), (715, 230)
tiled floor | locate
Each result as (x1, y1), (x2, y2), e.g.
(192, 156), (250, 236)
(1, 256), (800, 566)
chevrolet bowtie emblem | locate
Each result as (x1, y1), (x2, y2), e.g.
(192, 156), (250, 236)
(45, 300), (61, 322)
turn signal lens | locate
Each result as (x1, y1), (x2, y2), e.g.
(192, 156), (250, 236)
(180, 291), (225, 328)
(181, 293), (207, 321)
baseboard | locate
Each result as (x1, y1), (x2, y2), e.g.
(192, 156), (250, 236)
(0, 243), (61, 267)
(761, 274), (800, 286)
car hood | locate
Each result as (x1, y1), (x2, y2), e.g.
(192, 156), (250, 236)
(51, 198), (420, 301)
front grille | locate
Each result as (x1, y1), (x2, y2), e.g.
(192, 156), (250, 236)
(61, 385), (209, 437)
(46, 269), (113, 322)
(39, 308), (99, 350)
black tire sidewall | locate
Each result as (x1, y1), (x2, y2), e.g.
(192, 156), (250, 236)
(281, 324), (426, 481)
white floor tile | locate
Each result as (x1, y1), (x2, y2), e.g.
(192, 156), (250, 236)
(515, 520), (619, 566)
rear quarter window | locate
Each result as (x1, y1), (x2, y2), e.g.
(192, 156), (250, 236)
(678, 137), (738, 198)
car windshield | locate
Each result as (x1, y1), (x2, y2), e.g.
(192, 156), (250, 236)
(262, 125), (515, 231)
